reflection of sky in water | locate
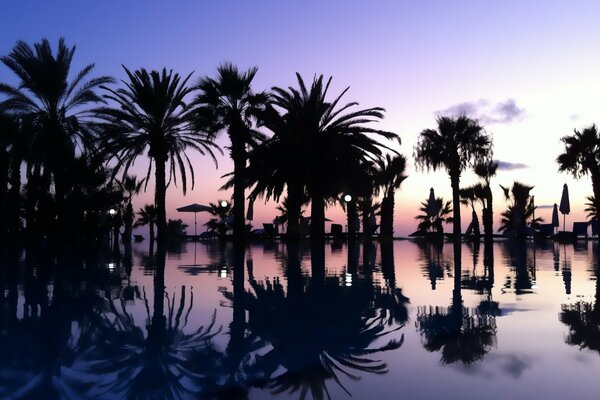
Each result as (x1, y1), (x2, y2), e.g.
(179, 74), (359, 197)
(1, 240), (600, 399)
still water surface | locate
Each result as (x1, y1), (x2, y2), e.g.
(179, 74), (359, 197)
(1, 240), (599, 399)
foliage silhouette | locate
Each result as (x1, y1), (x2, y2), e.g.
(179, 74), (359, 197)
(498, 182), (542, 237)
(414, 116), (492, 241)
(246, 73), (399, 241)
(417, 243), (497, 365)
(557, 124), (600, 220)
(194, 63), (267, 244)
(97, 67), (220, 244)
(0, 37), (113, 239)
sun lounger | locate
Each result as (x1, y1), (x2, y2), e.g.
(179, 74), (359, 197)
(572, 222), (589, 240)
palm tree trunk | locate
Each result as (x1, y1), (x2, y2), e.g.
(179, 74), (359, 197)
(483, 188), (493, 242)
(149, 222), (155, 254)
(123, 203), (133, 246)
(591, 170), (600, 220)
(380, 240), (395, 288)
(347, 199), (358, 239)
(230, 242), (246, 356)
(380, 190), (394, 239)
(231, 132), (247, 244)
(286, 183), (302, 241)
(155, 157), (168, 244)
(310, 192), (325, 242)
(450, 173), (462, 242)
(149, 244), (166, 349)
(8, 157), (22, 237)
(0, 149), (9, 239)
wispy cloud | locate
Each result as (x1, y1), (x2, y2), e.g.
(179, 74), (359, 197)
(496, 160), (529, 171)
(436, 98), (525, 124)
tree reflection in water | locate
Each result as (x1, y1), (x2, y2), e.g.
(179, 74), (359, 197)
(560, 244), (600, 353)
(240, 241), (407, 399)
(417, 242), (497, 365)
(77, 246), (220, 400)
(0, 246), (114, 399)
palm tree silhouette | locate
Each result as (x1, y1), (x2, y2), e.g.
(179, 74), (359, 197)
(557, 124), (600, 220)
(474, 160), (498, 242)
(560, 246), (600, 353)
(498, 182), (541, 237)
(414, 116), (492, 241)
(415, 196), (453, 235)
(0, 37), (113, 238)
(204, 200), (233, 239)
(97, 67), (220, 244)
(134, 204), (158, 251)
(244, 242), (406, 399)
(376, 154), (408, 239)
(79, 248), (220, 399)
(417, 243), (497, 365)
(118, 175), (145, 246)
(193, 63), (266, 244)
(247, 73), (398, 242)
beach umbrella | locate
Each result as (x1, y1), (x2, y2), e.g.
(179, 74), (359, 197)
(176, 203), (212, 236)
(552, 203), (559, 228)
(559, 184), (570, 231)
(426, 188), (438, 218)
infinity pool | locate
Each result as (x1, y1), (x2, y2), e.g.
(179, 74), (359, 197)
(1, 240), (598, 399)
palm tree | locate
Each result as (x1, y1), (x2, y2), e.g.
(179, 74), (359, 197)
(557, 124), (600, 220)
(118, 175), (145, 245)
(0, 37), (113, 236)
(416, 243), (497, 365)
(248, 73), (399, 242)
(97, 67), (220, 244)
(415, 197), (453, 235)
(474, 160), (498, 241)
(134, 204), (157, 243)
(585, 195), (597, 221)
(193, 63), (266, 243)
(498, 182), (542, 236)
(204, 200), (233, 239)
(459, 184), (486, 239)
(414, 116), (492, 240)
(375, 154), (408, 239)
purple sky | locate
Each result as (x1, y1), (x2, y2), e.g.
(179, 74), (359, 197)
(2, 1), (600, 235)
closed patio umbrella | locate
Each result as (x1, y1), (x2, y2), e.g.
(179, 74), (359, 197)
(552, 203), (559, 229)
(559, 184), (570, 231)
(176, 203), (212, 236)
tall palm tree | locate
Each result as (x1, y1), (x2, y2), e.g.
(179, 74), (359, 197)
(474, 160), (498, 241)
(414, 116), (492, 240)
(375, 154), (408, 239)
(248, 73), (399, 242)
(97, 67), (220, 244)
(0, 37), (113, 236)
(557, 124), (600, 220)
(193, 63), (266, 243)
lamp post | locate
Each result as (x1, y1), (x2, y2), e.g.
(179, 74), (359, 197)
(344, 194), (357, 239)
(109, 208), (117, 250)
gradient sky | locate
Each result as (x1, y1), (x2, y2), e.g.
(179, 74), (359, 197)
(2, 1), (600, 235)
